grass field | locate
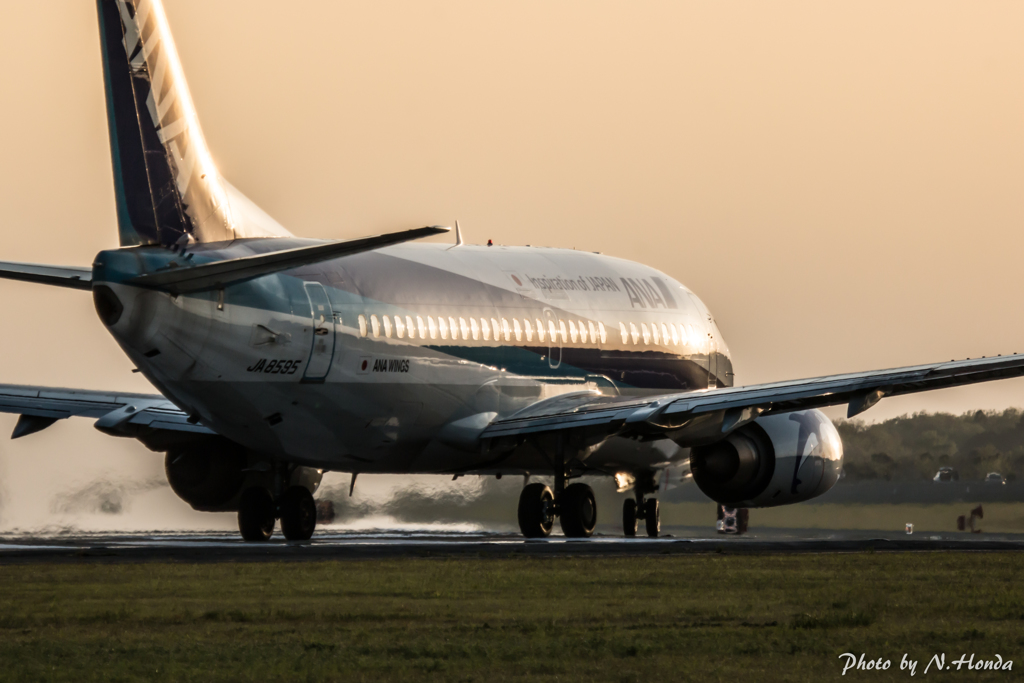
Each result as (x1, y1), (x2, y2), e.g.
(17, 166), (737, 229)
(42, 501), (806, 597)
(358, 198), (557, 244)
(2, 553), (1023, 682)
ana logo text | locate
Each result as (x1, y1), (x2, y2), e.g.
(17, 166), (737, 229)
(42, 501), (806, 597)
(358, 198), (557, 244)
(373, 358), (410, 373)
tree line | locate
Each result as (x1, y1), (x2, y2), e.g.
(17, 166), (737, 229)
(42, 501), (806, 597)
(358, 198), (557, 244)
(836, 409), (1024, 482)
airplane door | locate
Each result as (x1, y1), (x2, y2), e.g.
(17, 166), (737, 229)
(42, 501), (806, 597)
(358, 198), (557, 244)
(303, 282), (335, 381)
(544, 308), (561, 369)
(708, 331), (718, 389)
(686, 292), (715, 389)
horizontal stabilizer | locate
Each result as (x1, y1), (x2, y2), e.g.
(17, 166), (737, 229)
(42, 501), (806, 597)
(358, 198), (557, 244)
(0, 262), (93, 290)
(129, 226), (450, 294)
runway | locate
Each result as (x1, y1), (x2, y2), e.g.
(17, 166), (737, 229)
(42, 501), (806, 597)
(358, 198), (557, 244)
(2, 527), (1024, 563)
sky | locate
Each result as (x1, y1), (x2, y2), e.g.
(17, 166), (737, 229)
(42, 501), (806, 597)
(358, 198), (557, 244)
(0, 1), (1023, 529)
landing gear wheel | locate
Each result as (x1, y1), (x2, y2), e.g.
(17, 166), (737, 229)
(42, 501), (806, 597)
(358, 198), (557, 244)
(623, 498), (638, 537)
(279, 486), (317, 541)
(560, 483), (597, 538)
(518, 483), (554, 538)
(644, 498), (660, 538)
(238, 487), (275, 542)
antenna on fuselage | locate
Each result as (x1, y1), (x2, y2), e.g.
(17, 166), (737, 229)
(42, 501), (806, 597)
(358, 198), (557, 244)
(454, 220), (464, 246)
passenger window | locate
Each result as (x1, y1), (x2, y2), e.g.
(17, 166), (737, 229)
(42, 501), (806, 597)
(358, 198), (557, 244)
(651, 322), (660, 345)
(661, 323), (669, 345)
(670, 324), (679, 345)
(524, 319), (534, 342)
(568, 320), (578, 343)
(438, 316), (448, 340)
(428, 316), (438, 340)
(481, 317), (491, 341)
(558, 320), (567, 343)
(491, 318), (500, 341)
(548, 320), (558, 343)
(459, 317), (469, 340)
(641, 323), (650, 345)
(470, 317), (480, 341)
(513, 318), (522, 342)
(394, 315), (405, 339)
(619, 322), (629, 344)
(358, 314), (367, 338)
(371, 314), (380, 338)
(629, 322), (639, 345)
(383, 316), (393, 338)
(406, 316), (416, 339)
(417, 316), (426, 339)
(587, 321), (596, 344)
(577, 321), (587, 344)
(501, 318), (511, 342)
(449, 316), (459, 340)
(598, 321), (607, 344)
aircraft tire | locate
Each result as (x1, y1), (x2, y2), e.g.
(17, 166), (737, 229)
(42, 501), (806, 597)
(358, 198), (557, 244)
(279, 486), (317, 541)
(644, 498), (660, 538)
(559, 483), (597, 538)
(517, 483), (554, 538)
(238, 487), (276, 542)
(622, 498), (638, 537)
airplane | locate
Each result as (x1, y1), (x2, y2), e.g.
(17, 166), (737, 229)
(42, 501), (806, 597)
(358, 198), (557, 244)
(2, 0), (1023, 542)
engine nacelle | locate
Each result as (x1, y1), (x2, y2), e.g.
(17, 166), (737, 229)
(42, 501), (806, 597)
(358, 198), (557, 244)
(689, 409), (842, 507)
(165, 439), (323, 512)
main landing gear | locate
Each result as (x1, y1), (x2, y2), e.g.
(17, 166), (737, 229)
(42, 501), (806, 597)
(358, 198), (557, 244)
(517, 481), (598, 538)
(237, 484), (317, 542)
(622, 490), (659, 538)
(517, 443), (598, 538)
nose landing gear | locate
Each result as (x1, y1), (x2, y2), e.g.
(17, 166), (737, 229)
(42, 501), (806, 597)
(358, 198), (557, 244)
(622, 485), (659, 538)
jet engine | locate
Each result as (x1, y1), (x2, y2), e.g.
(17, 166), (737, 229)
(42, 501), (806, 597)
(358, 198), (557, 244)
(165, 439), (322, 512)
(689, 409), (842, 507)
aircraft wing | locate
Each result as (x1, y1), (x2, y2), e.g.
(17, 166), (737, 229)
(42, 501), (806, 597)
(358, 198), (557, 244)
(481, 354), (1024, 442)
(0, 384), (215, 439)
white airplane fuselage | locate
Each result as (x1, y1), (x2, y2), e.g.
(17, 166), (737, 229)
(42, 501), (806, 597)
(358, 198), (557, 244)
(95, 239), (733, 477)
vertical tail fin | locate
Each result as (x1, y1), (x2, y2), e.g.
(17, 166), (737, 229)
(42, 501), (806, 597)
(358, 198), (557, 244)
(97, 0), (290, 246)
